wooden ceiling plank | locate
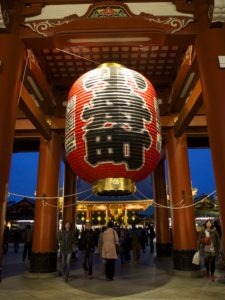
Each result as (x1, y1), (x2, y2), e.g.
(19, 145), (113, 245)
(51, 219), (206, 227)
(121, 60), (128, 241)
(174, 79), (203, 137)
(19, 85), (52, 140)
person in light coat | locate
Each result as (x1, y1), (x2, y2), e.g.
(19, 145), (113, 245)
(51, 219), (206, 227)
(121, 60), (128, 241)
(102, 221), (119, 280)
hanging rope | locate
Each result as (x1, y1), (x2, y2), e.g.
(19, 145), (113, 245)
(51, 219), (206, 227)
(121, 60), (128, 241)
(8, 187), (217, 210)
(56, 48), (100, 65)
(17, 53), (29, 104)
(42, 193), (94, 208)
(136, 188), (217, 210)
(8, 187), (92, 200)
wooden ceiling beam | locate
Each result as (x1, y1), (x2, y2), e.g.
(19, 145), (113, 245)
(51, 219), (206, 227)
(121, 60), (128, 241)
(19, 85), (52, 140)
(168, 46), (200, 113)
(15, 114), (207, 134)
(173, 79), (203, 137)
(168, 46), (193, 107)
(19, 0), (211, 48)
(25, 50), (56, 113)
(15, 119), (36, 131)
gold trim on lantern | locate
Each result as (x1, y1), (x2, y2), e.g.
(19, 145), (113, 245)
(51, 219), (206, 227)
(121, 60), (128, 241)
(98, 62), (123, 69)
(92, 178), (136, 196)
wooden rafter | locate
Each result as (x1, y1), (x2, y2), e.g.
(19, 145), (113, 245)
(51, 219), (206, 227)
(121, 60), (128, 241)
(174, 79), (203, 137)
(19, 85), (52, 140)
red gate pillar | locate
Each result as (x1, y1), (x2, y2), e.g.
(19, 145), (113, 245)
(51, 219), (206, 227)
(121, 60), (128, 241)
(30, 133), (62, 273)
(153, 158), (172, 257)
(0, 35), (25, 279)
(63, 161), (76, 229)
(195, 28), (225, 252)
(166, 129), (197, 270)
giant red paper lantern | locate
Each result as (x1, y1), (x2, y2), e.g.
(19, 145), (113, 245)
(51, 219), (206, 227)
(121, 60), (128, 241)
(65, 63), (161, 195)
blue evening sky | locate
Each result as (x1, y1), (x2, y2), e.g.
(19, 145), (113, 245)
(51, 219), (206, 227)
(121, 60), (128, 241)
(8, 149), (215, 202)
(188, 149), (215, 196)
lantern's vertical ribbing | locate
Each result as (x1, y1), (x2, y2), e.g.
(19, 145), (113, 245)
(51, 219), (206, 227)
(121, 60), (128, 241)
(65, 64), (161, 193)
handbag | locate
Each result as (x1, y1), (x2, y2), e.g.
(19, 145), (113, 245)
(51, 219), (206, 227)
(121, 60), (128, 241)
(192, 250), (200, 265)
(201, 236), (211, 246)
(113, 229), (122, 255)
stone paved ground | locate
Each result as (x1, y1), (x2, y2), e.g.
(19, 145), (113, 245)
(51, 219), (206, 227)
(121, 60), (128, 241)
(1, 244), (225, 300)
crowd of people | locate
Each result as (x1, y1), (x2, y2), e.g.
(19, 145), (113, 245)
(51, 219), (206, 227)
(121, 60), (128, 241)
(57, 218), (224, 283)
(58, 221), (156, 282)
(2, 218), (223, 283)
(3, 224), (33, 261)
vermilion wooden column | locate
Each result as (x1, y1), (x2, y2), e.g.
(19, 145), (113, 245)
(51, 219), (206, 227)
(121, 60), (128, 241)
(0, 35), (25, 277)
(195, 28), (225, 253)
(30, 133), (61, 273)
(166, 129), (197, 271)
(153, 159), (172, 257)
(63, 161), (76, 229)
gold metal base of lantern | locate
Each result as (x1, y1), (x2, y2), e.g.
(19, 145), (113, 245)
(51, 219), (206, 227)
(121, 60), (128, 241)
(92, 178), (136, 196)
(98, 62), (123, 69)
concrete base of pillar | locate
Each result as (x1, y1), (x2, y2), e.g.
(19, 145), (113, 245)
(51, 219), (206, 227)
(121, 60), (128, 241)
(30, 252), (57, 273)
(173, 249), (200, 271)
(156, 242), (172, 257)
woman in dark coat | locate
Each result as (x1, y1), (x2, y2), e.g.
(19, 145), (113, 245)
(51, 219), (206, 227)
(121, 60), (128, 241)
(79, 222), (95, 279)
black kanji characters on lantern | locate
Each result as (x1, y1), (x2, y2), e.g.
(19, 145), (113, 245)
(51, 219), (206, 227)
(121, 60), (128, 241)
(81, 67), (152, 170)
(85, 125), (150, 169)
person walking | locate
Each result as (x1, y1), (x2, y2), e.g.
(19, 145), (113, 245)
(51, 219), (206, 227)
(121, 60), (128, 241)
(3, 226), (10, 255)
(13, 228), (21, 253)
(102, 221), (119, 281)
(123, 228), (131, 263)
(148, 224), (156, 253)
(58, 220), (75, 282)
(199, 219), (220, 281)
(22, 224), (33, 261)
(79, 222), (95, 279)
(129, 224), (141, 264)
